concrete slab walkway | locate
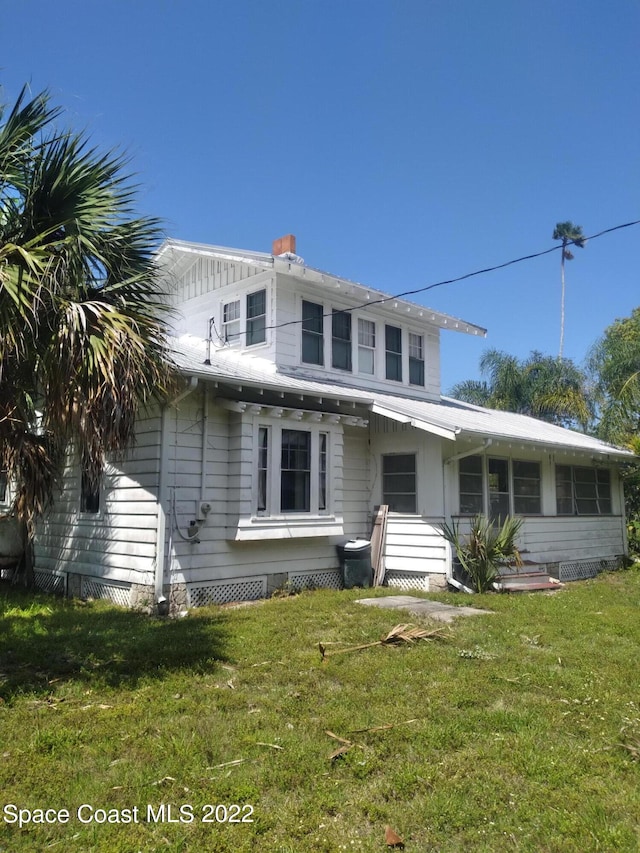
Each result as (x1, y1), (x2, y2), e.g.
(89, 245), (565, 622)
(356, 595), (492, 623)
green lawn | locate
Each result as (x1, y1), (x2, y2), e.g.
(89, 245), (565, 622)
(1, 572), (639, 852)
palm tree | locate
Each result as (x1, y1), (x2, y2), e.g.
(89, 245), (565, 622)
(553, 221), (586, 359)
(450, 349), (593, 430)
(0, 86), (173, 583)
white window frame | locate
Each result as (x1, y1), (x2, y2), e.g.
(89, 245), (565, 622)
(252, 421), (338, 520)
(408, 332), (425, 386)
(216, 286), (268, 352)
(222, 299), (241, 344)
(358, 318), (376, 375)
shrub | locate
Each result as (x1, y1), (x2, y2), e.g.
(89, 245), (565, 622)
(439, 514), (523, 593)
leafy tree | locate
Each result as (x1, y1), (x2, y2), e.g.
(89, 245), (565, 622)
(450, 349), (593, 430)
(0, 86), (173, 582)
(553, 221), (586, 359)
(588, 309), (640, 556)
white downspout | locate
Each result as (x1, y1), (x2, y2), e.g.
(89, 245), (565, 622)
(155, 377), (199, 607)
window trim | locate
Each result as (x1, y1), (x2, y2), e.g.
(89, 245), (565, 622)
(253, 421), (336, 519)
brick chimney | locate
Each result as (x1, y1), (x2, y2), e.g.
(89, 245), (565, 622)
(272, 234), (296, 256)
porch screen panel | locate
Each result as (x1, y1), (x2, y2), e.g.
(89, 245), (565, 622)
(459, 455), (483, 514)
(513, 460), (541, 514)
(488, 458), (509, 521)
(382, 454), (416, 513)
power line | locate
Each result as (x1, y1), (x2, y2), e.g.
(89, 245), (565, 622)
(211, 218), (640, 340)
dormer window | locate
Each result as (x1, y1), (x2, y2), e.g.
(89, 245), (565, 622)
(332, 310), (352, 372)
(409, 333), (425, 386)
(302, 300), (324, 365)
(385, 325), (402, 381)
(246, 289), (266, 346)
(358, 319), (375, 375)
(222, 299), (241, 343)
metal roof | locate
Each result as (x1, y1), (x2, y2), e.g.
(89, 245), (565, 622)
(171, 337), (634, 461)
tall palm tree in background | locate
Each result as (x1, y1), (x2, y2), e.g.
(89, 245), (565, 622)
(450, 349), (593, 430)
(0, 86), (173, 582)
(553, 221), (586, 359)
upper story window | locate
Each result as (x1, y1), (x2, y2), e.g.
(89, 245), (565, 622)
(385, 325), (402, 382)
(459, 456), (541, 518)
(556, 465), (611, 515)
(358, 319), (375, 375)
(302, 300), (324, 365)
(409, 333), (425, 386)
(0, 471), (7, 503)
(332, 310), (352, 372)
(222, 299), (241, 344)
(246, 289), (266, 346)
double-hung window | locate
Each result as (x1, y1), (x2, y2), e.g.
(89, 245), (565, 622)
(332, 310), (352, 371)
(358, 319), (375, 375)
(459, 456), (541, 518)
(222, 299), (241, 344)
(301, 300), (324, 365)
(556, 465), (611, 515)
(385, 325), (402, 381)
(246, 289), (266, 346)
(382, 453), (417, 513)
(409, 333), (425, 386)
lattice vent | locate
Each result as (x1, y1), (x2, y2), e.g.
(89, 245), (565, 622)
(187, 577), (266, 608)
(288, 570), (342, 592)
(558, 557), (623, 582)
(385, 571), (430, 592)
(81, 578), (131, 607)
(34, 571), (65, 594)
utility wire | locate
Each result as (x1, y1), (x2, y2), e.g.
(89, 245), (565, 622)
(212, 218), (640, 340)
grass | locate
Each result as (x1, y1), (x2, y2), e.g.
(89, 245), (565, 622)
(1, 572), (640, 852)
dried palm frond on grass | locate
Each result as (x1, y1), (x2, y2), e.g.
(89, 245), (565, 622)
(319, 623), (447, 659)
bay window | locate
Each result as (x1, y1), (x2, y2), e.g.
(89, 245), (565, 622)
(256, 423), (333, 516)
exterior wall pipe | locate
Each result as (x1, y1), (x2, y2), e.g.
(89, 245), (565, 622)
(155, 377), (199, 606)
(444, 438), (493, 465)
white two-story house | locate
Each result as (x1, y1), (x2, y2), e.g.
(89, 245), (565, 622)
(34, 235), (633, 609)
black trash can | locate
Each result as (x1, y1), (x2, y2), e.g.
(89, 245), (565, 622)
(336, 538), (373, 589)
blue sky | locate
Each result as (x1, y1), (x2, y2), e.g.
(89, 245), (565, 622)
(2, 0), (638, 391)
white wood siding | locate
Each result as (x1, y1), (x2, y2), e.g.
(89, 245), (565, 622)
(35, 414), (162, 585)
(519, 515), (626, 564)
(384, 515), (448, 575)
(342, 426), (371, 538)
